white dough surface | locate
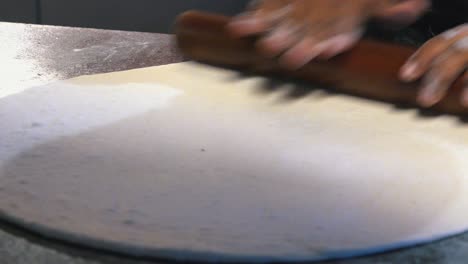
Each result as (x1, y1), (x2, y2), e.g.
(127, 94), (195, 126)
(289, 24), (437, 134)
(1, 62), (468, 263)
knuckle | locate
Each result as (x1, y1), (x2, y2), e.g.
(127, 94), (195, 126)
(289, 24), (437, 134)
(440, 25), (468, 44)
(424, 39), (447, 54)
(453, 37), (468, 51)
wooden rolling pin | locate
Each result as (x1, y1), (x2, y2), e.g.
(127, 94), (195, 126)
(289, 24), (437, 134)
(175, 11), (467, 116)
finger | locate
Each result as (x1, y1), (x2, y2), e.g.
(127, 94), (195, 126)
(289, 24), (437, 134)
(316, 29), (364, 59)
(227, 12), (270, 37)
(256, 21), (303, 57)
(461, 71), (468, 107)
(461, 72), (468, 107)
(441, 24), (468, 39)
(417, 49), (468, 107)
(279, 37), (325, 69)
(277, 25), (360, 69)
(227, 5), (293, 37)
(457, 37), (468, 107)
(400, 26), (468, 82)
(304, 14), (364, 59)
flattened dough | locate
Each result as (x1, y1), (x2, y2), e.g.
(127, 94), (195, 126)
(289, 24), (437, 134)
(1, 62), (468, 263)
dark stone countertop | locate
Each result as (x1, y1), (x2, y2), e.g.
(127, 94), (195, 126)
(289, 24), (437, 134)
(0, 22), (467, 264)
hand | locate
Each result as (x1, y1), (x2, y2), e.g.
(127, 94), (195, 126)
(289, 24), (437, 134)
(400, 24), (468, 107)
(227, 0), (427, 69)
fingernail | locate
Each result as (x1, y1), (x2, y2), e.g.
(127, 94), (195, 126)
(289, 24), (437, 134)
(400, 63), (417, 81)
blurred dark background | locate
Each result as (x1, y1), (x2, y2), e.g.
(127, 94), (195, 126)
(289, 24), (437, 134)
(0, 0), (248, 32)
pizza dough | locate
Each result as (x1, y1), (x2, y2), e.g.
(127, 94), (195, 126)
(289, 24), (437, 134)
(1, 62), (468, 263)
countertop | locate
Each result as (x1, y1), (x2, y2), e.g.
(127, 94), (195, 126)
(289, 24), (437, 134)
(0, 22), (467, 264)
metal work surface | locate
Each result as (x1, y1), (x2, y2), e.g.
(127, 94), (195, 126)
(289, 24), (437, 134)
(0, 22), (467, 264)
